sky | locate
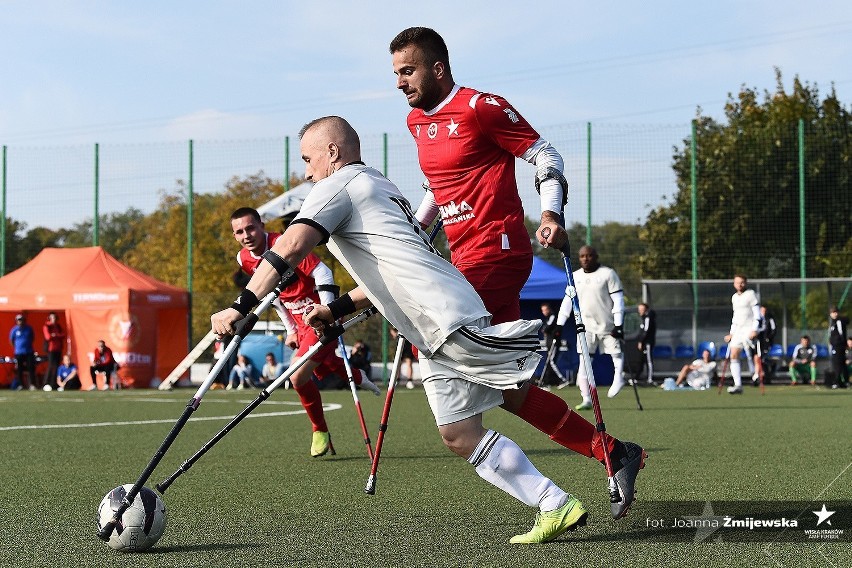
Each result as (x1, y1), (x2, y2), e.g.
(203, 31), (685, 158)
(1, 1), (851, 227)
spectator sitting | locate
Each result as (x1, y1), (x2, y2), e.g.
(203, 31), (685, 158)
(56, 354), (81, 391)
(227, 354), (254, 390)
(349, 339), (373, 381)
(788, 335), (817, 385)
(260, 352), (285, 388)
(673, 349), (717, 390)
(90, 339), (119, 391)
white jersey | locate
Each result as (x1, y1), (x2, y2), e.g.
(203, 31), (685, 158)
(571, 265), (623, 335)
(730, 289), (760, 335)
(292, 163), (490, 357)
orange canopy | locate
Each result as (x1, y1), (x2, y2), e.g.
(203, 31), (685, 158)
(0, 247), (189, 388)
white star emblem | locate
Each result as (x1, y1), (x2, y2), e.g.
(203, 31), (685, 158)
(446, 118), (459, 136)
(813, 504), (835, 526)
(685, 501), (725, 543)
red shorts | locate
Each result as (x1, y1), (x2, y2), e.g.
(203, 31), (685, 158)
(295, 323), (347, 381)
(456, 256), (532, 325)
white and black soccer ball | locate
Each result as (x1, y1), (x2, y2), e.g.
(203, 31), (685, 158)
(96, 485), (167, 552)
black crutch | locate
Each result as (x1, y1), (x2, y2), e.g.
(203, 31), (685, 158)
(156, 308), (376, 493)
(97, 284), (283, 540)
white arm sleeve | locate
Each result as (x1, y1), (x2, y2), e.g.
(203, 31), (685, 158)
(556, 290), (573, 327)
(273, 298), (297, 336)
(310, 261), (336, 305)
(522, 138), (565, 215)
(610, 290), (625, 327)
(751, 304), (761, 331)
(414, 189), (439, 227)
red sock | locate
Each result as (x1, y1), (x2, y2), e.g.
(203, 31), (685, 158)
(294, 380), (327, 432)
(514, 385), (616, 462)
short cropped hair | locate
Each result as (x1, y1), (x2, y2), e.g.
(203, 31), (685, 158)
(231, 207), (262, 223)
(389, 27), (451, 75)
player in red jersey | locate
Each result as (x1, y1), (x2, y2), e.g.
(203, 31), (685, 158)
(391, 27), (568, 324)
(389, 28), (638, 516)
(231, 207), (380, 457)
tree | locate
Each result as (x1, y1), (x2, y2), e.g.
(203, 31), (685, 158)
(61, 209), (147, 258)
(639, 70), (852, 280)
(123, 173), (284, 344)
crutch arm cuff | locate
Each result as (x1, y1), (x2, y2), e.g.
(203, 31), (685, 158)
(262, 250), (298, 288)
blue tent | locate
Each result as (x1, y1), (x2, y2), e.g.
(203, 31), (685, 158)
(520, 256), (567, 300)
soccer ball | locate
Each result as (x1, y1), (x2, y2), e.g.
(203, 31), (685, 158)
(42, 384), (52, 392)
(96, 485), (167, 552)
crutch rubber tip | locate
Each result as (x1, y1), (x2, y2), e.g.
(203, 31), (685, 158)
(96, 523), (115, 541)
(364, 476), (377, 495)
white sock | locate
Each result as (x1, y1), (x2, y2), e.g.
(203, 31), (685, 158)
(576, 367), (590, 401)
(468, 430), (567, 512)
(730, 359), (742, 387)
(612, 354), (624, 383)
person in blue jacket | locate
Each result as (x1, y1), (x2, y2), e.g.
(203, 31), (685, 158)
(9, 313), (35, 390)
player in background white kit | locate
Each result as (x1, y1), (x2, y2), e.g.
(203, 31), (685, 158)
(555, 246), (626, 409)
(210, 116), (646, 544)
(723, 274), (761, 394)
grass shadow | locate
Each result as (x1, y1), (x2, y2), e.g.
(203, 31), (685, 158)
(153, 541), (264, 553)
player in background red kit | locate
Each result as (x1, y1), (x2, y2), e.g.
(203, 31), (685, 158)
(390, 28), (643, 519)
(231, 207), (379, 458)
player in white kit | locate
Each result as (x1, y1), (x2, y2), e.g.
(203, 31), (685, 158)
(555, 245), (627, 409)
(723, 274), (760, 394)
(210, 116), (645, 544)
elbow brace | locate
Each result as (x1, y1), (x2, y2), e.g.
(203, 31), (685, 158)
(262, 250), (299, 288)
(315, 284), (341, 303)
(534, 167), (569, 207)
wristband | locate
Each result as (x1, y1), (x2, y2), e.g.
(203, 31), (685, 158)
(231, 289), (259, 316)
(327, 293), (356, 321)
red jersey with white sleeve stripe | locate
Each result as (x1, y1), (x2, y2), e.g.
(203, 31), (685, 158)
(408, 85), (537, 266)
(236, 232), (322, 327)
(407, 85), (538, 323)
(236, 232), (345, 373)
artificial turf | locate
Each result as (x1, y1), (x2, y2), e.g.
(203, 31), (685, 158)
(0, 383), (848, 567)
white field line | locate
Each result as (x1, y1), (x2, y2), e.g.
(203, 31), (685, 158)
(0, 400), (342, 432)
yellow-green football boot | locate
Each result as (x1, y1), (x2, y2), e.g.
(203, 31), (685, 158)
(510, 496), (588, 544)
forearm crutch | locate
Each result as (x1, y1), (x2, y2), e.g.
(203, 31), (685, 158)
(717, 340), (732, 394)
(557, 239), (621, 504)
(98, 285), (282, 540)
(155, 308), (377, 494)
(338, 335), (374, 460)
(364, 336), (406, 495)
(364, 218), (442, 495)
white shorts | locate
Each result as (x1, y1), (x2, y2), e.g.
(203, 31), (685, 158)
(686, 372), (711, 390)
(576, 331), (622, 356)
(729, 331), (754, 351)
(419, 318), (542, 426)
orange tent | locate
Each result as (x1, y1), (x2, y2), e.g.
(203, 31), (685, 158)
(0, 247), (189, 389)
